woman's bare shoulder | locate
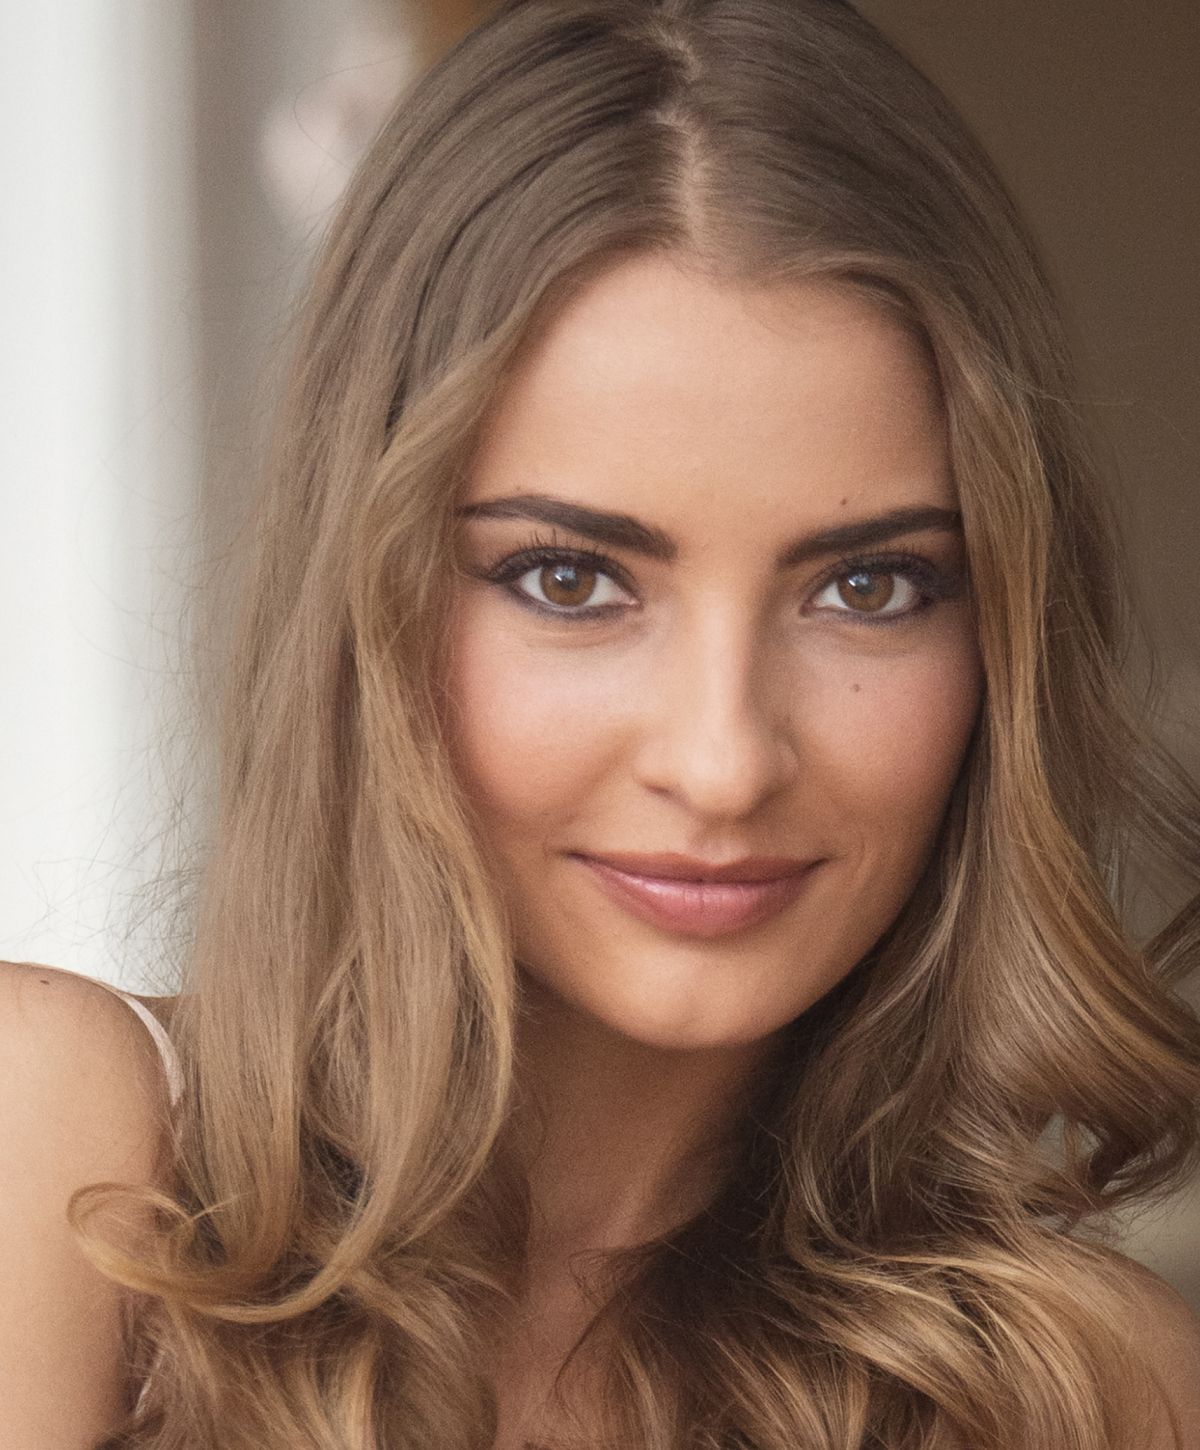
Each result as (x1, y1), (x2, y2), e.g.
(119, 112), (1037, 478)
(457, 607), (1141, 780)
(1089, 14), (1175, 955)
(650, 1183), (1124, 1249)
(0, 959), (178, 1211)
(0, 958), (172, 1448)
(0, 962), (181, 1055)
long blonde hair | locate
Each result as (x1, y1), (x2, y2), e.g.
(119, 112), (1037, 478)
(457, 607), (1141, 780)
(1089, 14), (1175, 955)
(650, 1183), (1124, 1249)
(75, 2), (1200, 1446)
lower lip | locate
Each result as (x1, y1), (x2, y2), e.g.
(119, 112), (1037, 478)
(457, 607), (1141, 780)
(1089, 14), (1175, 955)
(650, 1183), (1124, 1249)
(570, 855), (821, 938)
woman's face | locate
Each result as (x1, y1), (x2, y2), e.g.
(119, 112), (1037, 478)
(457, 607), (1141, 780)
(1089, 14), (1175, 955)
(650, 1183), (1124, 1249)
(446, 254), (982, 1051)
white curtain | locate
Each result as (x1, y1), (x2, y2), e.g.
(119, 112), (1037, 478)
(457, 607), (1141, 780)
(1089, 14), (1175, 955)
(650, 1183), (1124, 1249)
(0, 4), (200, 990)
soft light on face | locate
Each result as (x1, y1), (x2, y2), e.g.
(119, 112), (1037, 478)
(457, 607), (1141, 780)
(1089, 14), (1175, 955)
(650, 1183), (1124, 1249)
(444, 254), (983, 1052)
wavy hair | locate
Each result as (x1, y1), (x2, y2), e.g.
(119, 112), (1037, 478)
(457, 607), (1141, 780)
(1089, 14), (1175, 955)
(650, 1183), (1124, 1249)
(73, 1), (1200, 1446)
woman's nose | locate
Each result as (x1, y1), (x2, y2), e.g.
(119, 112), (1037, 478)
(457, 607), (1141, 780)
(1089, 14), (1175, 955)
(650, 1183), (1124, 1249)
(631, 608), (800, 820)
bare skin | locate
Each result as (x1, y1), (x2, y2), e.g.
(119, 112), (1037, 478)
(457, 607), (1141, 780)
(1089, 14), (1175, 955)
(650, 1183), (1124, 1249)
(444, 252), (987, 1440)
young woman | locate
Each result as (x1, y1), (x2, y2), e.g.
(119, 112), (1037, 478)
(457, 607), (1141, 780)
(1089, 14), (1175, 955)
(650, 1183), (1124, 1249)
(4, 1), (1200, 1446)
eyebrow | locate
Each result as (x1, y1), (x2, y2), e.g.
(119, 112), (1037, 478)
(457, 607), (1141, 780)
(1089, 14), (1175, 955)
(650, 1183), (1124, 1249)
(454, 492), (962, 569)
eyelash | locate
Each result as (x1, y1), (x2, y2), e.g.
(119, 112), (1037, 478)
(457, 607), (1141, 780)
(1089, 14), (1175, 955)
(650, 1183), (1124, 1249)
(476, 529), (962, 628)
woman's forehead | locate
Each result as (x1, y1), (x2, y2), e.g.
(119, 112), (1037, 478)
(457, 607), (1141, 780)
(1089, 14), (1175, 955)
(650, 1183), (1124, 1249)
(462, 254), (954, 527)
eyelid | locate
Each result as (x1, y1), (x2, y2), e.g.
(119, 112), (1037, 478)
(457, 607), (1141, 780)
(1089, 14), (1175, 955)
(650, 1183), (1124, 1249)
(806, 550), (962, 626)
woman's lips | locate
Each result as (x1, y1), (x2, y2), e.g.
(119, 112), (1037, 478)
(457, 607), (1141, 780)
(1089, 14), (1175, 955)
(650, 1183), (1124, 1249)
(570, 854), (820, 938)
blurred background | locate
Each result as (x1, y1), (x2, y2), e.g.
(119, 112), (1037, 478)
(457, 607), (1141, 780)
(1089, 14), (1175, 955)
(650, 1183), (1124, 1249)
(1, 1), (1196, 1300)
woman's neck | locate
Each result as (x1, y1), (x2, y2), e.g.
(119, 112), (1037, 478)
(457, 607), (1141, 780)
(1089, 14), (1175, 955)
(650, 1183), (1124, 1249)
(511, 968), (785, 1261)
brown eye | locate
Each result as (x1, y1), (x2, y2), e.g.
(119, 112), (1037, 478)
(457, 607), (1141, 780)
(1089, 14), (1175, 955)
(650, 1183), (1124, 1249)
(836, 569), (897, 614)
(811, 563), (930, 623)
(497, 551), (632, 614)
(539, 561), (598, 608)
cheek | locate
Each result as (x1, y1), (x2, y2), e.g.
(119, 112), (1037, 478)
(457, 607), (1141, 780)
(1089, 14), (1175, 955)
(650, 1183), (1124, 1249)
(443, 607), (621, 831)
(810, 630), (982, 858)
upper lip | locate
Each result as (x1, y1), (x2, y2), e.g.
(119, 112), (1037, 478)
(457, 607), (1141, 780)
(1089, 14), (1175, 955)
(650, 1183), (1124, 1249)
(573, 850), (818, 883)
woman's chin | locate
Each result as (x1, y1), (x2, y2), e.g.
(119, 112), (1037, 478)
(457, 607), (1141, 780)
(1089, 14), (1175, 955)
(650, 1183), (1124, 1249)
(515, 962), (808, 1054)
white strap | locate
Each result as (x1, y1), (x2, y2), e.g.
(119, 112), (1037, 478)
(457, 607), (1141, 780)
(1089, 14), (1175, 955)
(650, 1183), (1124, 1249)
(98, 984), (183, 1109)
